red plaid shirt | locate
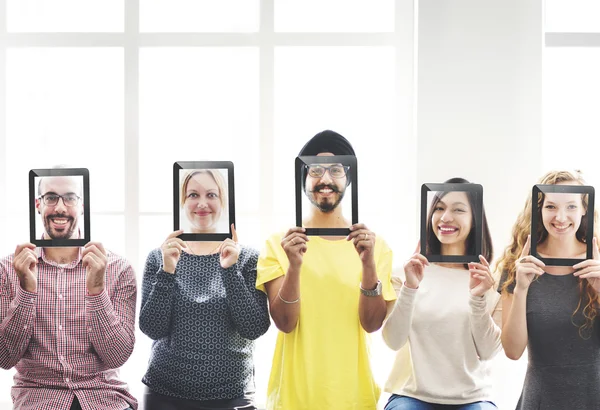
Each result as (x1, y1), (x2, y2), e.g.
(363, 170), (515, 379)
(0, 247), (138, 410)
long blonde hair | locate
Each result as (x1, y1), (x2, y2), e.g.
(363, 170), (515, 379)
(496, 170), (599, 338)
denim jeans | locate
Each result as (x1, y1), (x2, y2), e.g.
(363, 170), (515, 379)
(385, 395), (498, 410)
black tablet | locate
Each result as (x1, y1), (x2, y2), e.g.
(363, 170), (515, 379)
(30, 168), (90, 247)
(173, 161), (235, 241)
(531, 184), (595, 266)
(295, 155), (358, 236)
(420, 183), (483, 263)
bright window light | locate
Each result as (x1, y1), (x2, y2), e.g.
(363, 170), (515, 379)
(7, 0), (123, 32)
(275, 0), (395, 32)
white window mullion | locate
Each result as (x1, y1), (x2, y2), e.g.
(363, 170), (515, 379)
(4, 32), (124, 47)
(0, 2), (13, 406)
(0, 0), (7, 256)
(545, 32), (600, 47)
(124, 0), (140, 267)
(255, 3), (275, 405)
(259, 0), (275, 238)
(394, 0), (418, 247)
(136, 32), (396, 47)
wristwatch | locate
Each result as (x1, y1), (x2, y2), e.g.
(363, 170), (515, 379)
(360, 280), (382, 297)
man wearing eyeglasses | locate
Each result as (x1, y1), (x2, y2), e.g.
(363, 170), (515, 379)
(36, 175), (84, 240)
(0, 173), (137, 410)
(303, 163), (350, 214)
(257, 130), (396, 410)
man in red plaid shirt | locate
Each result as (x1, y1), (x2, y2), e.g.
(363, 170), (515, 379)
(0, 174), (137, 410)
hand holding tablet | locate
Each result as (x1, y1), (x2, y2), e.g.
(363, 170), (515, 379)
(219, 224), (241, 269)
(13, 243), (38, 293)
(161, 230), (186, 274)
(347, 223), (375, 263)
(573, 237), (600, 292)
(403, 243), (429, 289)
(82, 241), (108, 295)
(467, 255), (494, 297)
(280, 227), (308, 268)
(513, 235), (545, 291)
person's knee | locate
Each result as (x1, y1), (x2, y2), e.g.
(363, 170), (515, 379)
(385, 395), (434, 410)
(458, 401), (498, 410)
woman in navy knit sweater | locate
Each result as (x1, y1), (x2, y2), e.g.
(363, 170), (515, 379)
(139, 169), (270, 410)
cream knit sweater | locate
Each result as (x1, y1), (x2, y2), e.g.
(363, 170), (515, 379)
(382, 264), (502, 405)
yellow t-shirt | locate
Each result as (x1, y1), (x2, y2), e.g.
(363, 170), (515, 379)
(256, 233), (396, 410)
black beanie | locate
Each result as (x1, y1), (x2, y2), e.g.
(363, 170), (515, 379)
(298, 130), (356, 157)
(299, 130), (355, 190)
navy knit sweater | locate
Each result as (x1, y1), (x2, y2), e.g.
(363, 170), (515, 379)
(139, 246), (270, 401)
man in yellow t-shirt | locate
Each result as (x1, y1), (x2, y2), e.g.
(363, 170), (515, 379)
(256, 130), (396, 410)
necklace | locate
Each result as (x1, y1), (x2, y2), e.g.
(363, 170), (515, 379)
(185, 241), (221, 256)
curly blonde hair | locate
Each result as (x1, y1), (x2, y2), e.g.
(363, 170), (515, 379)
(496, 170), (599, 338)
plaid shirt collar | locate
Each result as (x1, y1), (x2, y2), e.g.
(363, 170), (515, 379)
(35, 246), (83, 268)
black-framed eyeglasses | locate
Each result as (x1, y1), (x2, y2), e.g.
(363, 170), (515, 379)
(306, 164), (350, 179)
(38, 193), (81, 207)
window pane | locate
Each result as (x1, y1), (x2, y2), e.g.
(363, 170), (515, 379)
(0, 210), (28, 258)
(92, 215), (125, 257)
(545, 0), (600, 32)
(6, 48), (125, 214)
(273, 47), (405, 251)
(125, 201), (157, 403)
(139, 48), (259, 214)
(139, 215), (172, 269)
(234, 213), (263, 250)
(543, 48), (600, 186)
(121, 332), (152, 406)
(275, 0), (394, 32)
(7, 0), (123, 32)
(140, 0), (259, 32)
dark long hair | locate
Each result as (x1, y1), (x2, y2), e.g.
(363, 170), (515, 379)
(425, 177), (494, 264)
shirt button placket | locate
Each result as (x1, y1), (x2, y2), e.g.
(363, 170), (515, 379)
(57, 267), (68, 381)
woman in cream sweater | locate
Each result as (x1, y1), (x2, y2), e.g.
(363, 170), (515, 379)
(382, 178), (501, 410)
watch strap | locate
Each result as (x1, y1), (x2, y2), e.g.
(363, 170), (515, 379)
(360, 280), (382, 297)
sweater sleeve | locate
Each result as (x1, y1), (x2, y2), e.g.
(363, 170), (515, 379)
(223, 248), (271, 340)
(139, 249), (177, 340)
(382, 277), (418, 351)
(468, 291), (502, 360)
